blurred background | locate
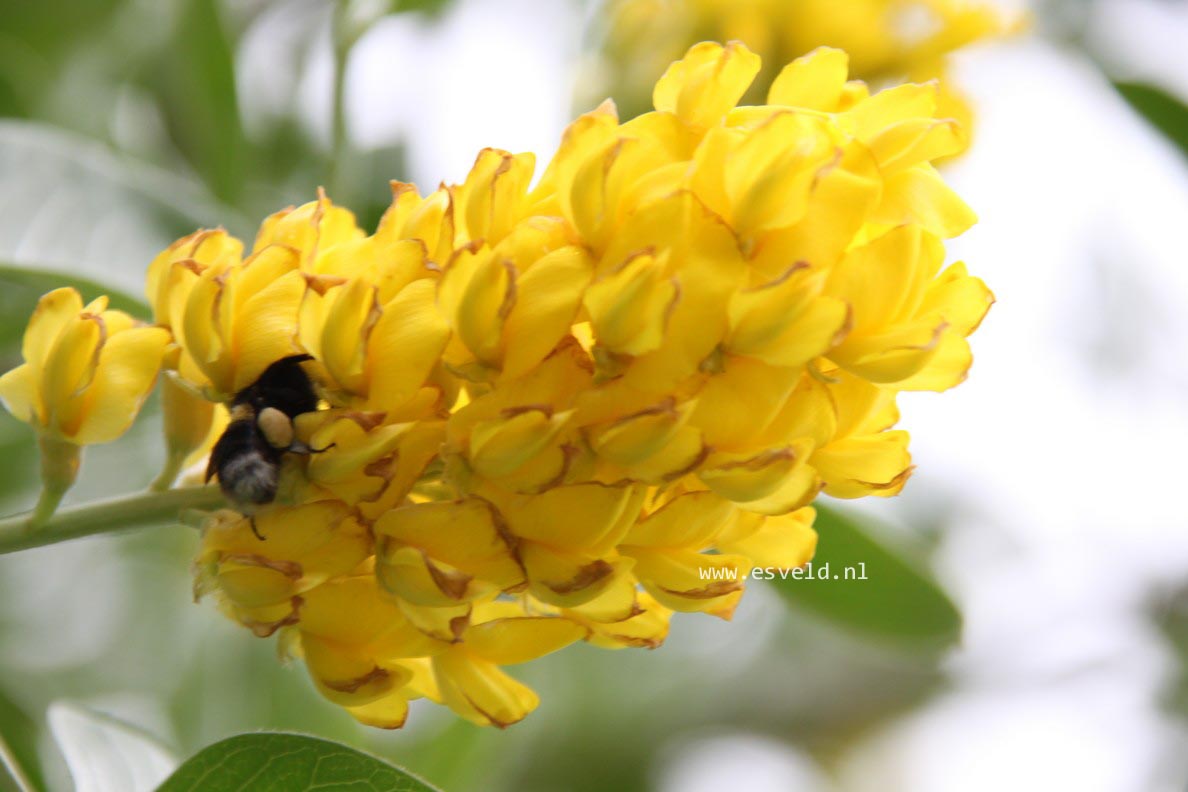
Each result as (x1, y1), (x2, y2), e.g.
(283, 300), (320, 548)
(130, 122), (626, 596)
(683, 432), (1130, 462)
(0, 0), (1187, 790)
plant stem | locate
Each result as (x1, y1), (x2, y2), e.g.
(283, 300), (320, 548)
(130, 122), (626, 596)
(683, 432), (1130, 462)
(31, 434), (81, 527)
(149, 451), (186, 492)
(327, 0), (354, 200)
(0, 486), (225, 555)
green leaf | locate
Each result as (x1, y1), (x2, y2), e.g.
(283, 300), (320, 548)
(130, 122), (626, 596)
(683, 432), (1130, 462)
(0, 264), (148, 315)
(768, 504), (961, 648)
(391, 0), (456, 19)
(0, 120), (249, 296)
(1114, 81), (1188, 160)
(48, 701), (178, 792)
(146, 0), (248, 204)
(0, 732), (36, 792)
(157, 733), (440, 792)
(0, 683), (44, 792)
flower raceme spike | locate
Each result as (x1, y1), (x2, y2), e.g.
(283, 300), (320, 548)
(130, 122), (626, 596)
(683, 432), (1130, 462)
(0, 42), (992, 728)
(598, 0), (1009, 136)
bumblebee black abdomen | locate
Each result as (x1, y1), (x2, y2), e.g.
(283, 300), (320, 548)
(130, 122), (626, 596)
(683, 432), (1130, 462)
(206, 419), (283, 505)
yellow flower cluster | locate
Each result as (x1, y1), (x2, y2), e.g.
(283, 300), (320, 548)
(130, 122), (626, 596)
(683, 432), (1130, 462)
(599, 0), (1005, 133)
(0, 42), (992, 728)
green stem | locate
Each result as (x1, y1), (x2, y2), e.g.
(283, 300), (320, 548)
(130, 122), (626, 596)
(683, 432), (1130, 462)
(327, 0), (354, 200)
(0, 486), (226, 555)
(149, 450), (187, 492)
(30, 434), (81, 527)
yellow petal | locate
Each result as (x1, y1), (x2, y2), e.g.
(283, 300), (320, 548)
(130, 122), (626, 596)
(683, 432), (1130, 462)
(624, 547), (747, 618)
(42, 313), (104, 436)
(463, 616), (584, 665)
(613, 195), (745, 394)
(344, 690), (411, 729)
(438, 245), (512, 367)
(433, 651), (539, 728)
(469, 408), (569, 479)
(302, 633), (410, 707)
(202, 502), (372, 604)
(653, 41), (761, 131)
(584, 251), (678, 357)
(180, 269), (225, 378)
(518, 543), (626, 608)
(230, 268), (306, 393)
(831, 318), (945, 383)
(457, 148), (536, 246)
(874, 164), (977, 239)
(357, 420), (449, 522)
(921, 261), (995, 337)
(749, 142), (882, 275)
(698, 446), (799, 503)
(689, 356), (801, 449)
(375, 499), (524, 600)
(367, 279), (450, 410)
(22, 287), (83, 371)
(581, 592), (672, 650)
(298, 574), (446, 657)
(586, 398), (690, 467)
(716, 508), (818, 570)
(893, 330), (973, 392)
(759, 374), (836, 450)
(767, 47), (850, 110)
(827, 225), (939, 334)
(501, 246), (592, 380)
(813, 430), (912, 499)
(501, 483), (643, 553)
(558, 566), (641, 623)
(305, 417), (410, 502)
(623, 490), (735, 549)
(71, 326), (170, 445)
(621, 424), (706, 483)
(870, 118), (966, 173)
(723, 112), (837, 236)
(847, 83), (937, 141)
(729, 459), (820, 516)
(321, 278), (379, 395)
(0, 365), (38, 426)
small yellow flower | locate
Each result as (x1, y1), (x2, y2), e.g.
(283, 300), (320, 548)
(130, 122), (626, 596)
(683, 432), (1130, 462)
(193, 501), (372, 629)
(316, 276), (449, 410)
(290, 573), (445, 729)
(373, 497), (525, 608)
(431, 601), (584, 727)
(177, 244), (308, 399)
(0, 288), (169, 445)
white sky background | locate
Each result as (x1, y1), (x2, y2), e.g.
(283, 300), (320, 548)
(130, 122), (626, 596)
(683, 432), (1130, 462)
(248, 0), (1188, 788)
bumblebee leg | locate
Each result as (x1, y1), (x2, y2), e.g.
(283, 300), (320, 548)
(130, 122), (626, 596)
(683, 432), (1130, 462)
(250, 515), (265, 541)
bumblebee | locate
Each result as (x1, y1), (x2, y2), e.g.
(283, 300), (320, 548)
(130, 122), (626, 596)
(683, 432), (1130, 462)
(206, 354), (323, 533)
